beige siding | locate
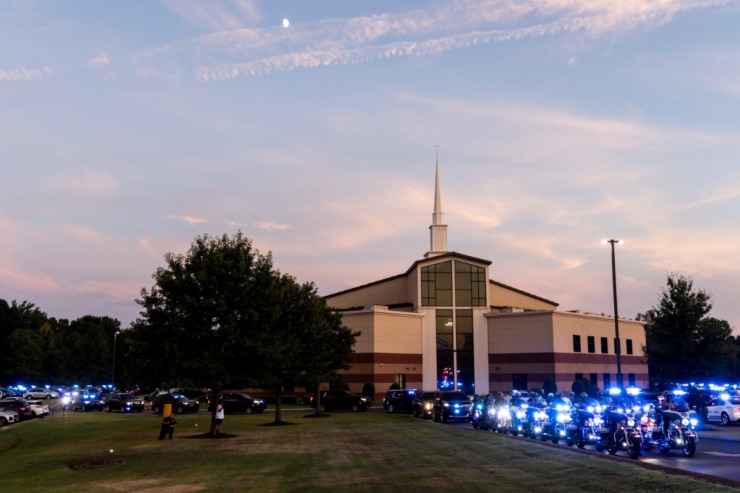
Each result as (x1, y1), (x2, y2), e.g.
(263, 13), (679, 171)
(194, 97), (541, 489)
(326, 275), (410, 310)
(487, 311), (555, 353)
(489, 283), (557, 311)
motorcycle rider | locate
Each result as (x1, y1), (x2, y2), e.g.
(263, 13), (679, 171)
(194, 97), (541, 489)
(662, 391), (677, 411)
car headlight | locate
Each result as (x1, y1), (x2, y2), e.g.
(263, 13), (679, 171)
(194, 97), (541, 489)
(443, 402), (450, 408)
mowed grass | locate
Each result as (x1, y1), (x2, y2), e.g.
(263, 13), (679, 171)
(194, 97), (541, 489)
(0, 410), (736, 493)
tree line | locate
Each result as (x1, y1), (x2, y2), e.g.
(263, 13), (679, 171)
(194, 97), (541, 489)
(1, 234), (739, 400)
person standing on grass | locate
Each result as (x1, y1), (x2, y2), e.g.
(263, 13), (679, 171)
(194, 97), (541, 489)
(213, 398), (225, 435)
(159, 411), (177, 440)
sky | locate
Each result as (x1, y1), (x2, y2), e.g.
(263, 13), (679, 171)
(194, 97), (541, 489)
(2, 1), (739, 335)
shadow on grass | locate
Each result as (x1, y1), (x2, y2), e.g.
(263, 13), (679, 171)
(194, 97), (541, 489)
(188, 432), (238, 439)
(67, 455), (124, 470)
(302, 413), (331, 419)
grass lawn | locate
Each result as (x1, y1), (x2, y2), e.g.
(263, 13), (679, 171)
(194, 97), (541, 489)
(0, 410), (736, 493)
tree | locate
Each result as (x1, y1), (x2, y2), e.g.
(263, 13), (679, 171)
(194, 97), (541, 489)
(128, 232), (357, 431)
(639, 274), (735, 388)
(256, 273), (358, 423)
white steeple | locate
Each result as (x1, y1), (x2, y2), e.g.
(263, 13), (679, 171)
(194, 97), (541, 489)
(425, 152), (448, 258)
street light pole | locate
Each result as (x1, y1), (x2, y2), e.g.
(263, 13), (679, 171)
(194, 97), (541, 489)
(112, 331), (120, 388)
(606, 239), (623, 389)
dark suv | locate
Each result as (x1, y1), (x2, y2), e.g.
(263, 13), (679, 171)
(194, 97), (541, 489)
(432, 391), (471, 423)
(104, 393), (145, 413)
(151, 393), (200, 414)
(413, 391), (438, 419)
(219, 392), (266, 414)
(310, 390), (368, 412)
(383, 389), (418, 413)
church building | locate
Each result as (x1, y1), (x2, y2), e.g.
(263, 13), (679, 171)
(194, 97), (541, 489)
(325, 157), (648, 399)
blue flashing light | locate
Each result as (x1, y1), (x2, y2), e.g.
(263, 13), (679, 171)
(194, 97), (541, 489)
(607, 387), (622, 396)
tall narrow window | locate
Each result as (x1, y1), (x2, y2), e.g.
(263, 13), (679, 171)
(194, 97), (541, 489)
(587, 336), (595, 353)
(436, 310), (454, 389)
(455, 261), (486, 306)
(600, 337), (608, 354)
(456, 309), (474, 395)
(573, 335), (581, 353)
(421, 261), (452, 306)
(626, 339), (633, 355)
(628, 373), (636, 387)
(603, 373), (611, 389)
(513, 374), (528, 391)
(589, 373), (597, 386)
(394, 374), (407, 389)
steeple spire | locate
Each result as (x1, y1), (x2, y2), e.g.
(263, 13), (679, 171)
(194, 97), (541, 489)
(425, 150), (448, 258)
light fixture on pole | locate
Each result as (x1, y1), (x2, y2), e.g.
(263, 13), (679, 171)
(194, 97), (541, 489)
(604, 239), (623, 389)
(112, 331), (120, 387)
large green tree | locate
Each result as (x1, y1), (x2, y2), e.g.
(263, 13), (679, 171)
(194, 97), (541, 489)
(128, 232), (357, 430)
(639, 274), (735, 388)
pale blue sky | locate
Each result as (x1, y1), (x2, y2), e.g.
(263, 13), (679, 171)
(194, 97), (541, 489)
(2, 1), (739, 334)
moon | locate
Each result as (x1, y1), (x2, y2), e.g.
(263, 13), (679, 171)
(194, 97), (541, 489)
(282, 18), (290, 28)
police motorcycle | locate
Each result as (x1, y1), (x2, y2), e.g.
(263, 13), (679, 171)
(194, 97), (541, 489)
(642, 392), (698, 457)
(592, 397), (642, 459)
(507, 391), (529, 436)
(566, 396), (603, 449)
(471, 394), (497, 431)
(470, 395), (486, 430)
(540, 394), (573, 444)
(525, 392), (549, 439)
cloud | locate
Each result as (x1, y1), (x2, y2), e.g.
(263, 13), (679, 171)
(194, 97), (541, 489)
(254, 221), (291, 231)
(0, 66), (51, 81)
(162, 0), (261, 30)
(167, 214), (208, 224)
(132, 0), (728, 80)
(41, 170), (117, 198)
(87, 53), (110, 67)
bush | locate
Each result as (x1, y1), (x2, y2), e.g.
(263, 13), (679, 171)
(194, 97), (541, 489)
(362, 382), (375, 399)
(571, 379), (585, 396)
(543, 378), (557, 397)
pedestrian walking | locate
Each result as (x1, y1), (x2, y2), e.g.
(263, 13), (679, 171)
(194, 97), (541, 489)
(159, 411), (177, 440)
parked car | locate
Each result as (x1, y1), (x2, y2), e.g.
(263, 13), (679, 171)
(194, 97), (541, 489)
(151, 393), (200, 414)
(413, 391), (438, 419)
(103, 393), (145, 413)
(383, 389), (418, 413)
(432, 391), (471, 423)
(219, 392), (267, 414)
(25, 399), (50, 417)
(0, 398), (35, 421)
(310, 390), (369, 412)
(22, 387), (60, 400)
(0, 406), (19, 426)
(706, 395), (740, 426)
(71, 393), (105, 412)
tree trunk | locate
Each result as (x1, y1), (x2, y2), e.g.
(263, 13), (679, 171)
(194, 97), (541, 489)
(274, 385), (283, 424)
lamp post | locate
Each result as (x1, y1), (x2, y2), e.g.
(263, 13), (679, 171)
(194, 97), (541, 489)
(605, 239), (623, 389)
(112, 331), (120, 388)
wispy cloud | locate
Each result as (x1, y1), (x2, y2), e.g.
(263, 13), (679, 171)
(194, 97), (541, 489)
(133, 0), (727, 81)
(254, 221), (291, 231)
(0, 66), (51, 81)
(41, 170), (117, 198)
(162, 0), (260, 30)
(168, 214), (208, 224)
(87, 53), (110, 67)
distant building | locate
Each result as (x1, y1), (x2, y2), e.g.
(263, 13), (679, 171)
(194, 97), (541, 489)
(325, 156), (647, 398)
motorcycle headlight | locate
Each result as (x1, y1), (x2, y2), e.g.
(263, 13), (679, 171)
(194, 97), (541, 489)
(533, 411), (541, 420)
(681, 418), (689, 426)
(517, 411), (526, 419)
(499, 409), (510, 418)
(557, 413), (568, 423)
(587, 406), (594, 413)
(488, 409), (496, 417)
(690, 418), (698, 427)
(640, 416), (648, 424)
(627, 418), (635, 427)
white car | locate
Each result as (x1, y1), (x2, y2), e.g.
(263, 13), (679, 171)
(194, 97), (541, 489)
(25, 400), (50, 417)
(706, 395), (740, 426)
(23, 387), (61, 400)
(0, 407), (18, 426)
